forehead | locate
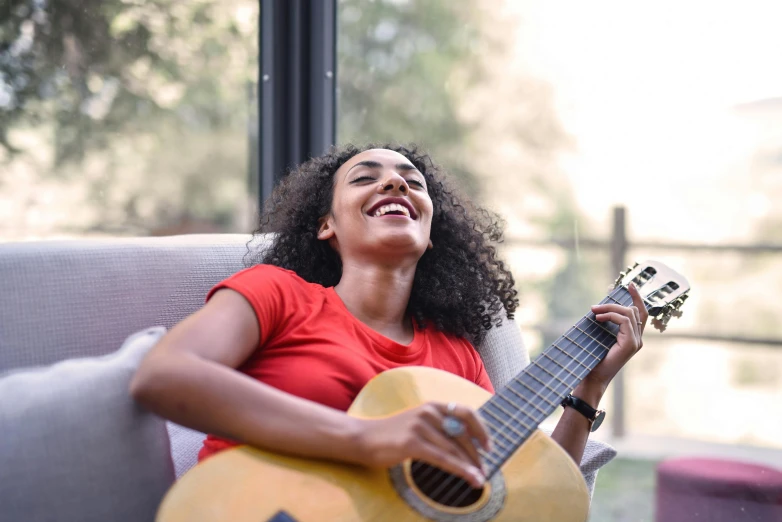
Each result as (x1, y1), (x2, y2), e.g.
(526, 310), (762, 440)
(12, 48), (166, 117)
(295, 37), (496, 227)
(337, 148), (414, 177)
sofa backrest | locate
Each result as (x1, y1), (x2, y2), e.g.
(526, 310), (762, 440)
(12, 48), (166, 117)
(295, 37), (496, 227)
(0, 233), (529, 379)
(0, 234), (256, 374)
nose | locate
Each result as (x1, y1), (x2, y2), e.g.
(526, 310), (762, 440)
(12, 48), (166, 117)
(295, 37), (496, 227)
(377, 172), (409, 194)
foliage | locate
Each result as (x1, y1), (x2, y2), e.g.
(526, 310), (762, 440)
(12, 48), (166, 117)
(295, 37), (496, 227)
(0, 0), (257, 234)
(338, 0), (486, 189)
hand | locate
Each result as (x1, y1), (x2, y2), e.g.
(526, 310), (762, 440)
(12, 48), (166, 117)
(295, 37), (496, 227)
(354, 401), (491, 488)
(583, 282), (648, 390)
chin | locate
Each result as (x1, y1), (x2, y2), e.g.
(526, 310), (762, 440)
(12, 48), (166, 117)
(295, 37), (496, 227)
(370, 234), (428, 260)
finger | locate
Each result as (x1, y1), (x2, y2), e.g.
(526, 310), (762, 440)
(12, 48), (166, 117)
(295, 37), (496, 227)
(454, 432), (484, 472)
(629, 305), (641, 331)
(594, 312), (639, 347)
(627, 283), (649, 324)
(414, 439), (485, 488)
(591, 303), (637, 316)
(419, 420), (482, 471)
(439, 403), (491, 451)
(629, 305), (644, 348)
(592, 304), (639, 338)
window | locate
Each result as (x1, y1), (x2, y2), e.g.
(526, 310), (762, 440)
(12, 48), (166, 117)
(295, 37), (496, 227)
(337, 0), (782, 459)
(0, 0), (259, 240)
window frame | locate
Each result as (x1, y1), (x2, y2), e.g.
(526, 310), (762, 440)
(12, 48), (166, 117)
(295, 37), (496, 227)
(258, 0), (337, 208)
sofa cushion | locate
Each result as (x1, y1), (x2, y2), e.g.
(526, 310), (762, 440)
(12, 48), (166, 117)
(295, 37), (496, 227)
(167, 422), (207, 479)
(0, 327), (175, 522)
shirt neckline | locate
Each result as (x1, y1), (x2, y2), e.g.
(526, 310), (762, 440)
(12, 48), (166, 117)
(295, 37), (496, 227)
(326, 287), (426, 361)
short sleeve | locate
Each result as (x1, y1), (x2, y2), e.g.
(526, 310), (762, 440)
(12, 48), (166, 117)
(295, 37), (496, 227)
(457, 337), (495, 393)
(206, 265), (296, 347)
(473, 353), (495, 393)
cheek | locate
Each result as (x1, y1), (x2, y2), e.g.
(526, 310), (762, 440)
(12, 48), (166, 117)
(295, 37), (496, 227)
(423, 200), (435, 224)
(331, 194), (366, 228)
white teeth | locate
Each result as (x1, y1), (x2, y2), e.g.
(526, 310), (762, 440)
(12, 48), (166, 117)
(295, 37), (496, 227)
(373, 203), (411, 218)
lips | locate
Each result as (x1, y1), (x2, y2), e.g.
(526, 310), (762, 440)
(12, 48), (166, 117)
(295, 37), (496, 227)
(366, 197), (418, 220)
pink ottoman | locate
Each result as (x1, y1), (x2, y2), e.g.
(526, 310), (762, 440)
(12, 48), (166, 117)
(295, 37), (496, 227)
(656, 457), (782, 521)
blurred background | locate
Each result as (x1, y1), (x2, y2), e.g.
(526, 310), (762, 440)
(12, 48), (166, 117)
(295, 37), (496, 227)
(2, 0), (780, 520)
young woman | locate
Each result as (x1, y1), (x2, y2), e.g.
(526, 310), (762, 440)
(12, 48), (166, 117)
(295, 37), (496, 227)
(130, 144), (647, 489)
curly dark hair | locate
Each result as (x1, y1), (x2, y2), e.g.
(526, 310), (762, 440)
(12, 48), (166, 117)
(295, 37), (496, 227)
(245, 143), (518, 345)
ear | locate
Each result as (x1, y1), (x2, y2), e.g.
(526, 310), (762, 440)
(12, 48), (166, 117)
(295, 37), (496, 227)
(317, 215), (335, 241)
(427, 239), (434, 250)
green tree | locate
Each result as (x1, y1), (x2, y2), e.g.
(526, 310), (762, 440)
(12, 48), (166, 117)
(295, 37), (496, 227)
(337, 0), (484, 188)
(0, 0), (257, 235)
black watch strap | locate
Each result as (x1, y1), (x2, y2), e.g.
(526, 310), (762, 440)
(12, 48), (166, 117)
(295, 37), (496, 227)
(561, 394), (606, 432)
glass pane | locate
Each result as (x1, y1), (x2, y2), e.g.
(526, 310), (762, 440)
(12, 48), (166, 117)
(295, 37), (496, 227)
(336, 0), (782, 470)
(0, 0), (259, 241)
(624, 336), (781, 448)
(336, 0), (590, 359)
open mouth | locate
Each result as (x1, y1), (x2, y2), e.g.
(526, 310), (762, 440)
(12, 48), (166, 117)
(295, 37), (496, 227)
(373, 203), (411, 218)
(367, 198), (418, 220)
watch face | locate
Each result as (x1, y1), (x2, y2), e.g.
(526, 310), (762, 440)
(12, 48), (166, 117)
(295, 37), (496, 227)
(591, 410), (606, 432)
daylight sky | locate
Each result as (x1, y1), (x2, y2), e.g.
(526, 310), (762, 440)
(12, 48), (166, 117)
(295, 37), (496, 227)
(512, 0), (782, 242)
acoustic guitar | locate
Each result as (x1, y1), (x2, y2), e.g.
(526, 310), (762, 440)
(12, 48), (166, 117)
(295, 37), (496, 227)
(158, 260), (690, 522)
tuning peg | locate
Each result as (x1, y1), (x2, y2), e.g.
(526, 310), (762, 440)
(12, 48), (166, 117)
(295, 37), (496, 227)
(652, 311), (672, 332)
(674, 294), (689, 310)
(671, 310), (683, 318)
(652, 317), (668, 333)
(613, 272), (627, 289)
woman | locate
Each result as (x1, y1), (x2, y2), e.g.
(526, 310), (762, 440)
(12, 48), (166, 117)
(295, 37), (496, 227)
(130, 144), (647, 489)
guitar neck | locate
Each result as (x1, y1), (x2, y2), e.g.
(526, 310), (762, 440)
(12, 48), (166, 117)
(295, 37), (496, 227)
(479, 285), (637, 475)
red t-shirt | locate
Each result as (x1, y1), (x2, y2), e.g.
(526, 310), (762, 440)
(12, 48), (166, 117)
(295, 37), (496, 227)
(198, 265), (494, 461)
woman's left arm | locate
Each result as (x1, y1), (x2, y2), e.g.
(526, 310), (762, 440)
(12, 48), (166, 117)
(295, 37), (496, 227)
(550, 282), (648, 465)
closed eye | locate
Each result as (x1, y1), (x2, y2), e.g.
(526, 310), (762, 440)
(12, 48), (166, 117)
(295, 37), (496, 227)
(350, 176), (376, 184)
(407, 179), (425, 188)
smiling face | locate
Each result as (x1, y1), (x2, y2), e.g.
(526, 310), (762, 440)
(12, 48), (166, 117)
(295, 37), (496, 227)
(317, 148), (434, 264)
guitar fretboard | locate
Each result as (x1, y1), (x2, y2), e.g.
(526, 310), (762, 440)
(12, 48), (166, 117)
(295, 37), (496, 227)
(478, 286), (637, 476)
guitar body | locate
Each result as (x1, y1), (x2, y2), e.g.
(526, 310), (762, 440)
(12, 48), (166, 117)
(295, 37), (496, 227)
(157, 367), (590, 522)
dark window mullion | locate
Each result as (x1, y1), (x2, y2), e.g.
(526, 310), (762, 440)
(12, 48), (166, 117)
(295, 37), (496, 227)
(257, 0), (336, 212)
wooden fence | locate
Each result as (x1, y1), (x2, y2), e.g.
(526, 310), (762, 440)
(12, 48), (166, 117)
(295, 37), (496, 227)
(505, 206), (782, 437)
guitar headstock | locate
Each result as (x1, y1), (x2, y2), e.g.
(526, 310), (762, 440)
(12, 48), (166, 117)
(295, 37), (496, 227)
(613, 260), (691, 332)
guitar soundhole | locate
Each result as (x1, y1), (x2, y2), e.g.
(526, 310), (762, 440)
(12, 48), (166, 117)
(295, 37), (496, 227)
(410, 461), (483, 507)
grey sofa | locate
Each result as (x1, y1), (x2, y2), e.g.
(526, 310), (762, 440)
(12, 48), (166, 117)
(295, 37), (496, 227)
(0, 234), (615, 522)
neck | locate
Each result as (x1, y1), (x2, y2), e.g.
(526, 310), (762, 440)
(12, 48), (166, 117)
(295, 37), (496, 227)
(334, 260), (417, 342)
(478, 285), (637, 477)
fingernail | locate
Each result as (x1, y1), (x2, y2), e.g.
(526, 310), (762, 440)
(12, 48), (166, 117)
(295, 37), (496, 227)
(469, 467), (485, 486)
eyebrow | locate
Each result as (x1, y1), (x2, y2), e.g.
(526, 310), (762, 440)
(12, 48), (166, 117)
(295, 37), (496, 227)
(346, 160), (420, 175)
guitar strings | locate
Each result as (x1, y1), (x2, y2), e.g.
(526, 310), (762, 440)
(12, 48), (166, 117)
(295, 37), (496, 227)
(409, 293), (622, 502)
(411, 286), (638, 507)
(445, 313), (618, 506)
(436, 288), (631, 507)
(444, 287), (638, 507)
(409, 297), (622, 504)
(409, 287), (630, 503)
(440, 312), (615, 507)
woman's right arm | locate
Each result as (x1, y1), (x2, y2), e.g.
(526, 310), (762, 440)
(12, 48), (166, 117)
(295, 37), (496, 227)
(129, 289), (488, 487)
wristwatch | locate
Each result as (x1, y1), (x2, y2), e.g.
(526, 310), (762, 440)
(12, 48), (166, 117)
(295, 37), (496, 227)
(561, 394), (606, 433)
